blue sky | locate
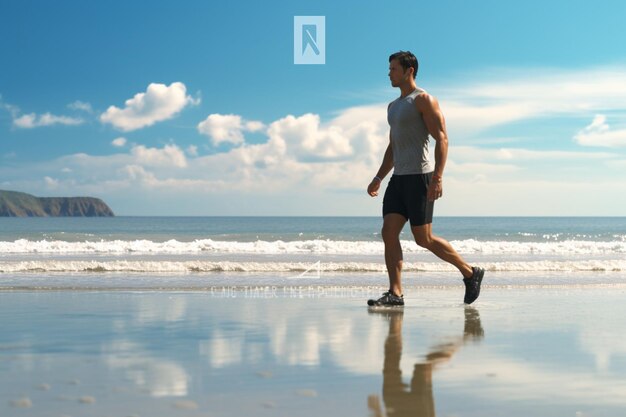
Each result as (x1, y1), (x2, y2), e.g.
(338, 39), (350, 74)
(1, 0), (626, 215)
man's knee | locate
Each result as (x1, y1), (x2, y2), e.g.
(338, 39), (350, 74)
(381, 224), (402, 245)
(381, 225), (396, 244)
(412, 228), (433, 248)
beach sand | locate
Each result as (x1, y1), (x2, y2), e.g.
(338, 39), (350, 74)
(2, 281), (626, 416)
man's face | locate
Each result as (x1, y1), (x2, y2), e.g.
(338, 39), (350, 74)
(388, 59), (411, 87)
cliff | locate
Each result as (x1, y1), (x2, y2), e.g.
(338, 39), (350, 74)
(0, 190), (115, 217)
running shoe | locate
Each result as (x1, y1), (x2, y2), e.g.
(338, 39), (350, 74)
(463, 266), (485, 304)
(367, 290), (404, 307)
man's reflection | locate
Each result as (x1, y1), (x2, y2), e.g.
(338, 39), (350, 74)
(368, 308), (484, 417)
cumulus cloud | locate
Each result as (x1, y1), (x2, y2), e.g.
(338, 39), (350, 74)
(7, 63), (626, 215)
(574, 115), (626, 148)
(197, 114), (265, 146)
(131, 144), (187, 168)
(191, 108), (388, 192)
(121, 164), (158, 183)
(13, 112), (84, 128)
(100, 82), (199, 131)
(267, 113), (353, 160)
(11, 104), (389, 199)
(200, 110), (378, 161)
(111, 137), (127, 147)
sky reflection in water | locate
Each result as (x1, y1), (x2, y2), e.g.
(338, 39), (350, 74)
(2, 288), (626, 416)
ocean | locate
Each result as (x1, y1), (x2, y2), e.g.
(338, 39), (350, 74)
(1, 216), (625, 289)
(4, 217), (626, 417)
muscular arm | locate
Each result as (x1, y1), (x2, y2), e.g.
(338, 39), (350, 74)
(415, 93), (448, 201)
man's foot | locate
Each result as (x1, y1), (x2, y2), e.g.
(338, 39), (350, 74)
(367, 290), (404, 307)
(463, 266), (484, 304)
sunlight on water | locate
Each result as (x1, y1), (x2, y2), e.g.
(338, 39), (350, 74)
(2, 288), (626, 416)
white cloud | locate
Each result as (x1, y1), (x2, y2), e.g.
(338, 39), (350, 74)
(267, 113), (354, 160)
(574, 114), (626, 147)
(111, 137), (127, 147)
(606, 159), (626, 169)
(6, 61), (626, 216)
(449, 146), (615, 163)
(13, 112), (84, 128)
(100, 82), (198, 131)
(1, 97), (84, 128)
(44, 176), (59, 188)
(443, 101), (534, 138)
(197, 114), (265, 146)
(121, 164), (158, 183)
(457, 66), (626, 109)
(8, 105), (387, 200)
(0, 96), (19, 118)
(436, 65), (626, 140)
(186, 145), (198, 157)
(67, 100), (93, 113)
(446, 160), (521, 177)
(245, 120), (265, 132)
(130, 144), (187, 168)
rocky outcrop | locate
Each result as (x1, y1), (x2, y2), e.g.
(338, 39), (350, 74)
(0, 190), (114, 217)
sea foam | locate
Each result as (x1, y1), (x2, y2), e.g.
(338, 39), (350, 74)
(1, 259), (625, 273)
(0, 238), (624, 255)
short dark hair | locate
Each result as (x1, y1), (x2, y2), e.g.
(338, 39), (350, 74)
(389, 51), (418, 79)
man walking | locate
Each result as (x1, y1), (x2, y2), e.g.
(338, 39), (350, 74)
(367, 51), (484, 307)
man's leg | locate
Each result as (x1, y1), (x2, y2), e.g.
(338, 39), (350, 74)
(411, 223), (473, 278)
(382, 213), (407, 295)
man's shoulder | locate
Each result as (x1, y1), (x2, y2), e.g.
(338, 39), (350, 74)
(413, 90), (439, 111)
(413, 88), (435, 102)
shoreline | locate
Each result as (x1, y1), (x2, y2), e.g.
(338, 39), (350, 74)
(1, 269), (626, 291)
(3, 287), (626, 416)
(3, 282), (626, 294)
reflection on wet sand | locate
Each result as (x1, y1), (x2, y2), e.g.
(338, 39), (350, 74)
(368, 307), (484, 417)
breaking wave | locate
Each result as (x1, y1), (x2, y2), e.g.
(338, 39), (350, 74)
(1, 259), (625, 273)
(0, 238), (625, 255)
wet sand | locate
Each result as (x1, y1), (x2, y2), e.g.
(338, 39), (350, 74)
(2, 284), (626, 416)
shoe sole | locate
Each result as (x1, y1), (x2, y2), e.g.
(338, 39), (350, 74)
(367, 304), (404, 309)
(367, 300), (404, 307)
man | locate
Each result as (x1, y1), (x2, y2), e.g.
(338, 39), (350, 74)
(367, 51), (484, 307)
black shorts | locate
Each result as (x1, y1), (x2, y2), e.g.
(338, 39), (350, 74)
(382, 173), (434, 226)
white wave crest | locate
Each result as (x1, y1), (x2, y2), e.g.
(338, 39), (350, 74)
(1, 260), (625, 273)
(0, 238), (625, 255)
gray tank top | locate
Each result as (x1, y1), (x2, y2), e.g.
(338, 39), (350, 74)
(387, 88), (432, 175)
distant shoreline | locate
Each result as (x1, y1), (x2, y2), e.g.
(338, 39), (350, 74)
(0, 190), (114, 217)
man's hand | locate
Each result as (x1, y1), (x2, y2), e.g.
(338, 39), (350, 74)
(367, 178), (382, 197)
(427, 179), (443, 201)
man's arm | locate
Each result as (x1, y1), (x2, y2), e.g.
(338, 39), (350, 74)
(415, 93), (448, 201)
(367, 133), (394, 197)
